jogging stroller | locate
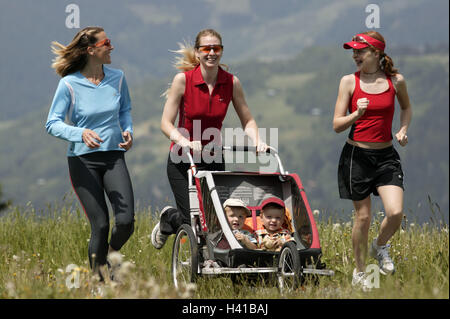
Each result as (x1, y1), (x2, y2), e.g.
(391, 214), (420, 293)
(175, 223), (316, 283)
(171, 146), (334, 291)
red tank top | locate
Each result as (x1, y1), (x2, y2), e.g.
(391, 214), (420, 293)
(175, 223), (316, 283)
(170, 65), (234, 151)
(348, 71), (396, 142)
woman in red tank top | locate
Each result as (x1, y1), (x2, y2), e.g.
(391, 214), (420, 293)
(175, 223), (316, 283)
(151, 29), (268, 249)
(333, 31), (412, 287)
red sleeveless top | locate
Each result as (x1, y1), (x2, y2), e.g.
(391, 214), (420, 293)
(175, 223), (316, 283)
(170, 65), (234, 151)
(348, 71), (396, 142)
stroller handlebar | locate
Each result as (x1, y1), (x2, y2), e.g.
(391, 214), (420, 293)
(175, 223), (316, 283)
(186, 145), (287, 176)
(222, 145), (273, 153)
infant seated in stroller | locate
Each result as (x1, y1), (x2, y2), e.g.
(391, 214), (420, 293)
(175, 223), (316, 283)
(253, 196), (294, 252)
(224, 198), (259, 249)
(203, 198), (256, 268)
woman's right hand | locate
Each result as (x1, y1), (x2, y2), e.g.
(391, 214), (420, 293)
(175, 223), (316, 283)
(82, 129), (103, 148)
(189, 140), (202, 153)
(178, 137), (202, 153)
(356, 98), (369, 116)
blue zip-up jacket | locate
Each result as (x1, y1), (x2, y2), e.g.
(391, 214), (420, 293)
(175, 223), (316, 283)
(45, 66), (133, 157)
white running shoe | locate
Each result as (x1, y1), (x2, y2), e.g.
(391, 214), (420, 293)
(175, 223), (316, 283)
(151, 206), (173, 249)
(352, 268), (371, 292)
(369, 238), (395, 275)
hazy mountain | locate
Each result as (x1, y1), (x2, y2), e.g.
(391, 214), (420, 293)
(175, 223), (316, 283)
(1, 0), (448, 120)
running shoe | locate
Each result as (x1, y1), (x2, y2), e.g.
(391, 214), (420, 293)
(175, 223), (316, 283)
(151, 206), (173, 249)
(352, 268), (371, 292)
(369, 238), (395, 275)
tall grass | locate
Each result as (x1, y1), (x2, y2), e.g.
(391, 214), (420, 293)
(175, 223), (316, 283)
(0, 203), (448, 299)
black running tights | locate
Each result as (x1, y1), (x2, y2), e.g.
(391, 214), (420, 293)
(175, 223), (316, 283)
(68, 151), (135, 270)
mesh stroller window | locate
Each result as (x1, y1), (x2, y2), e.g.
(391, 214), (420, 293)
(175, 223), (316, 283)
(290, 181), (313, 248)
(199, 178), (221, 234)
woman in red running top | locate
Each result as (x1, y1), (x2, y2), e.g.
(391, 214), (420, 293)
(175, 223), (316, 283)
(151, 29), (268, 249)
(333, 31), (412, 287)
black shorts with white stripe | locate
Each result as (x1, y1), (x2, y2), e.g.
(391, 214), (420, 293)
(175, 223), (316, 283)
(337, 142), (404, 201)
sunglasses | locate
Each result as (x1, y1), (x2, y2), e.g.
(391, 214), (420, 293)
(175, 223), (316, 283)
(93, 38), (112, 48)
(352, 36), (373, 48)
(197, 44), (223, 54)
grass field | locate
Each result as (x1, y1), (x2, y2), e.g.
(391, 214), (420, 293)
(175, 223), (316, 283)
(0, 202), (448, 299)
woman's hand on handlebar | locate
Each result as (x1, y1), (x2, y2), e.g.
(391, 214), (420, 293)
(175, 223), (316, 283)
(189, 140), (202, 153)
(256, 141), (269, 154)
(178, 138), (202, 153)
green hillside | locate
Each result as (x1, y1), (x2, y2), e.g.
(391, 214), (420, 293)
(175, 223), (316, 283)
(1, 0), (448, 120)
(0, 46), (448, 223)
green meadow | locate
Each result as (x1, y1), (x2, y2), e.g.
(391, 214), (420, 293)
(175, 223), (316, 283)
(0, 201), (448, 299)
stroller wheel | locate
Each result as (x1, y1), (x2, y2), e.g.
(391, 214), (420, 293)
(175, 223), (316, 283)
(172, 224), (199, 289)
(277, 241), (301, 292)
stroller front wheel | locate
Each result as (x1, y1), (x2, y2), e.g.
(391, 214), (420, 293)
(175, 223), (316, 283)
(277, 241), (302, 292)
(172, 224), (199, 289)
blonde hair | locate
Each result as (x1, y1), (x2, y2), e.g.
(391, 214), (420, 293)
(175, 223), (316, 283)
(51, 26), (104, 77)
(163, 29), (228, 98)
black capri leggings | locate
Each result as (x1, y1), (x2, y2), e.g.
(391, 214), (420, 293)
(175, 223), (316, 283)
(160, 153), (225, 235)
(68, 151), (135, 269)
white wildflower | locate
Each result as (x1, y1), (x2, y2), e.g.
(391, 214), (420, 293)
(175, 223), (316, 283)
(313, 209), (320, 217)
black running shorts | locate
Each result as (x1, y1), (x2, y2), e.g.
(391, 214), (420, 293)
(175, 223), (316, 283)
(338, 142), (404, 201)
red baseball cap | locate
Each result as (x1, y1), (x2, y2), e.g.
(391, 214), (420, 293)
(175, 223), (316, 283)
(260, 196), (285, 209)
(343, 33), (385, 51)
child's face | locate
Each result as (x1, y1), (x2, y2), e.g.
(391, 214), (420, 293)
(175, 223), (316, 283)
(225, 206), (247, 230)
(261, 207), (285, 234)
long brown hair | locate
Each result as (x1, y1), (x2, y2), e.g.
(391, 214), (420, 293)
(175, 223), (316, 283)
(51, 26), (104, 77)
(362, 31), (398, 76)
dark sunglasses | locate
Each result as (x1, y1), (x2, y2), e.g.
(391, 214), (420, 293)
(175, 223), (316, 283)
(197, 44), (223, 54)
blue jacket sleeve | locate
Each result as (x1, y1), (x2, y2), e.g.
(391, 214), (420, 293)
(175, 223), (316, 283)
(119, 74), (133, 135)
(45, 79), (84, 142)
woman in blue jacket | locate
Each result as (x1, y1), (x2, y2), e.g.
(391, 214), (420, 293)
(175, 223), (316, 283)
(46, 26), (134, 281)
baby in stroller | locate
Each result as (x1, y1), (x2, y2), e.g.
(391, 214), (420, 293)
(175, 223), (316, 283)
(254, 196), (294, 252)
(223, 198), (258, 250)
(203, 198), (257, 268)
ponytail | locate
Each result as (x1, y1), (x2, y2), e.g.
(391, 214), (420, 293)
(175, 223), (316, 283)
(172, 41), (200, 72)
(362, 31), (399, 77)
(380, 52), (398, 77)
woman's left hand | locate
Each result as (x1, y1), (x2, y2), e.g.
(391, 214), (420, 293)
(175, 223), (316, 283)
(119, 131), (133, 150)
(395, 131), (408, 147)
